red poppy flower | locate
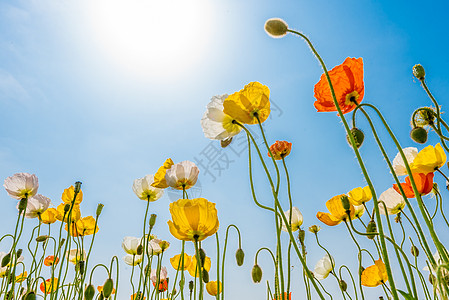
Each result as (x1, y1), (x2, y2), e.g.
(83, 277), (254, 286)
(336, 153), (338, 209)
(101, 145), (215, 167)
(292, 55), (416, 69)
(314, 57), (364, 114)
(268, 141), (292, 160)
(393, 172), (434, 198)
(44, 255), (59, 267)
(152, 279), (168, 292)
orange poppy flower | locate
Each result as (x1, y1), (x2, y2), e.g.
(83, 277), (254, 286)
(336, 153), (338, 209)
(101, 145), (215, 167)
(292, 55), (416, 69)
(152, 279), (168, 292)
(268, 141), (292, 160)
(272, 292), (291, 300)
(316, 194), (355, 226)
(393, 172), (434, 198)
(131, 292), (146, 300)
(361, 259), (388, 287)
(314, 57), (364, 114)
(44, 255), (59, 266)
(97, 285), (116, 294)
(40, 278), (58, 294)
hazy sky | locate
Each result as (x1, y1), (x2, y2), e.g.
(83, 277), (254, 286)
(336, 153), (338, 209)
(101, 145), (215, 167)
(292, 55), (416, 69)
(1, 0), (449, 299)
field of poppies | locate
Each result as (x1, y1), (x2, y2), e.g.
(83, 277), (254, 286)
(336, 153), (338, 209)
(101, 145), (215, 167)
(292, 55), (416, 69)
(0, 18), (448, 300)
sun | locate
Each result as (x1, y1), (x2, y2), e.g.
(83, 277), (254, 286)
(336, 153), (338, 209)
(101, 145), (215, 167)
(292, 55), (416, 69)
(86, 0), (213, 80)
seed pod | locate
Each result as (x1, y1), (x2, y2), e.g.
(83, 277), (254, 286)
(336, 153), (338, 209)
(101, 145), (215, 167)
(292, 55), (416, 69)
(264, 18), (288, 38)
(16, 249), (23, 258)
(411, 245), (419, 257)
(235, 248), (245, 266)
(24, 291), (36, 300)
(63, 204), (70, 213)
(84, 284), (95, 300)
(252, 264), (263, 283)
(136, 245), (143, 256)
(74, 181), (82, 193)
(339, 280), (347, 292)
(410, 127), (427, 144)
(103, 278), (114, 298)
(413, 64), (425, 80)
(36, 235), (49, 243)
(366, 220), (377, 240)
(18, 198), (28, 212)
(96, 204), (104, 217)
(202, 269), (209, 283)
(189, 280), (194, 291)
(346, 128), (365, 148)
(340, 195), (351, 212)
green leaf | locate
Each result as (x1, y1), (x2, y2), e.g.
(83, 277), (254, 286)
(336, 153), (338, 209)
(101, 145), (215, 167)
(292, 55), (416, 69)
(398, 289), (417, 300)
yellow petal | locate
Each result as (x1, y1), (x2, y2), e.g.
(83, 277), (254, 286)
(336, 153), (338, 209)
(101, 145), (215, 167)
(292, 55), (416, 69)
(152, 158), (174, 188)
(316, 212), (341, 226)
(61, 186), (83, 205)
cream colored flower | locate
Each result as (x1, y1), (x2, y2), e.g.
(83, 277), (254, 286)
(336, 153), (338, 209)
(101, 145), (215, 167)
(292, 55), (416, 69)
(353, 205), (365, 218)
(378, 188), (405, 215)
(148, 239), (163, 255)
(201, 94), (242, 140)
(66, 249), (86, 265)
(123, 254), (143, 266)
(4, 173), (39, 200)
(165, 161), (199, 190)
(281, 207), (303, 232)
(393, 147), (418, 176)
(313, 254), (334, 280)
(150, 266), (168, 284)
(122, 236), (141, 255)
(132, 175), (164, 201)
(23, 194), (51, 219)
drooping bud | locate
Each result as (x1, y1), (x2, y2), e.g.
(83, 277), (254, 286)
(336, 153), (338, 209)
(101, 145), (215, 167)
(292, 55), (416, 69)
(413, 64), (425, 80)
(179, 277), (185, 289)
(136, 245), (143, 256)
(252, 264), (263, 283)
(24, 291), (36, 300)
(339, 280), (347, 292)
(77, 261), (85, 275)
(149, 214), (157, 228)
(36, 235), (49, 243)
(59, 239), (66, 249)
(264, 18), (288, 38)
(359, 266), (365, 276)
(199, 248), (206, 267)
(366, 220), (377, 240)
(410, 127), (427, 144)
(98, 293), (104, 300)
(84, 284), (95, 300)
(103, 278), (114, 298)
(74, 181), (82, 194)
(1, 253), (11, 267)
(63, 204), (71, 213)
(346, 128), (365, 149)
(96, 204), (104, 217)
(235, 248), (245, 266)
(189, 280), (194, 291)
(202, 269), (209, 283)
(411, 245), (419, 257)
(340, 195), (351, 213)
(16, 249), (23, 258)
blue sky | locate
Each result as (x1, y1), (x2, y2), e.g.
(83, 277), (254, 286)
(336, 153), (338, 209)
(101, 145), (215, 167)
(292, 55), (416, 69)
(1, 0), (449, 298)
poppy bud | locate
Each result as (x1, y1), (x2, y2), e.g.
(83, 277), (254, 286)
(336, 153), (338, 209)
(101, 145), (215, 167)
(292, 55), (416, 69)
(1, 253), (10, 267)
(202, 269), (209, 283)
(179, 277), (185, 288)
(411, 246), (419, 257)
(410, 127), (427, 144)
(235, 248), (245, 266)
(59, 239), (66, 249)
(98, 293), (104, 300)
(340, 195), (351, 213)
(103, 278), (114, 298)
(346, 128), (364, 149)
(16, 249), (23, 258)
(36, 235), (49, 243)
(136, 245), (143, 256)
(64, 204), (71, 213)
(74, 181), (82, 194)
(18, 198), (28, 212)
(264, 18), (288, 38)
(189, 280), (194, 291)
(149, 214), (157, 228)
(298, 229), (305, 244)
(6, 290), (13, 300)
(413, 64), (425, 80)
(339, 280), (347, 292)
(366, 220), (377, 240)
(359, 266), (365, 276)
(199, 248), (206, 267)
(252, 264), (263, 283)
(84, 284), (95, 300)
(96, 204), (104, 217)
(24, 291), (36, 300)
(77, 261), (85, 275)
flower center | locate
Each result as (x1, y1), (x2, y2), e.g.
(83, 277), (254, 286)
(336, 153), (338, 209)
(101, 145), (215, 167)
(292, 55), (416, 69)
(345, 91), (359, 106)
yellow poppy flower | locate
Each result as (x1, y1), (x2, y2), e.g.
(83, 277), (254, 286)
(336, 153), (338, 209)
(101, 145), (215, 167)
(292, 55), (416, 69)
(223, 82), (271, 124)
(167, 198), (219, 241)
(56, 203), (81, 223)
(61, 185), (83, 205)
(316, 194), (355, 226)
(411, 143), (447, 174)
(361, 259), (388, 287)
(187, 255), (211, 277)
(170, 253), (191, 271)
(40, 208), (59, 224)
(348, 186), (372, 206)
(65, 216), (99, 237)
(15, 271), (27, 283)
(152, 158), (174, 189)
(206, 281), (222, 296)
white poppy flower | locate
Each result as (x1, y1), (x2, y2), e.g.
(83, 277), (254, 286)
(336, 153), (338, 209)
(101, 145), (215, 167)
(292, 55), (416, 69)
(66, 249), (86, 265)
(392, 147), (418, 176)
(313, 254), (334, 280)
(201, 94), (242, 140)
(353, 205), (365, 218)
(150, 266), (168, 284)
(378, 188), (406, 215)
(132, 175), (164, 201)
(23, 194), (51, 218)
(281, 207), (303, 232)
(4, 173), (39, 200)
(148, 239), (163, 255)
(165, 161), (199, 190)
(123, 254), (143, 266)
(122, 236), (141, 255)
